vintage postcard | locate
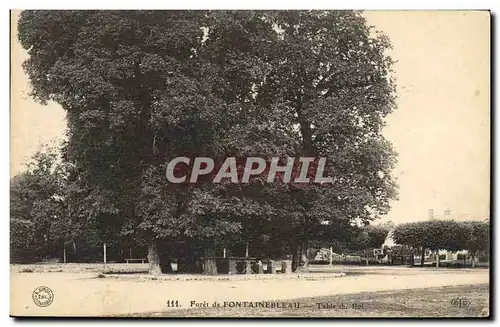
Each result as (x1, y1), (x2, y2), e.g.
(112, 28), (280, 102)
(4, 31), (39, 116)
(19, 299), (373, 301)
(10, 10), (490, 318)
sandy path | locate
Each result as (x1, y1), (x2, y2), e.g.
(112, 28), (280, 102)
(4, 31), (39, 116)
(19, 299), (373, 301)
(11, 268), (489, 317)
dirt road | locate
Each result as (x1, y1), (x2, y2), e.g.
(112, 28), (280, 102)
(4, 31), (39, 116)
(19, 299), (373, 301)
(10, 265), (489, 317)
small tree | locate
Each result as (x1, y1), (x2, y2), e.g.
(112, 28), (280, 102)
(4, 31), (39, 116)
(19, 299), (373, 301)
(366, 225), (391, 249)
(10, 145), (69, 262)
(346, 224), (390, 264)
(462, 220), (489, 268)
(392, 222), (427, 266)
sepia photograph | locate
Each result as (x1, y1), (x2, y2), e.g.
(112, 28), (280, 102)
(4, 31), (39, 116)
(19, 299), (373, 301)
(9, 9), (491, 318)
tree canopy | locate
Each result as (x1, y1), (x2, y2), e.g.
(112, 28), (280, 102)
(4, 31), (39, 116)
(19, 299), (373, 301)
(392, 219), (489, 267)
(18, 10), (398, 274)
(10, 145), (67, 262)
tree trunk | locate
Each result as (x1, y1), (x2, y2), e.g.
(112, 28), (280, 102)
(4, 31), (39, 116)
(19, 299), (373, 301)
(420, 247), (425, 267)
(147, 237), (162, 275)
(296, 239), (309, 272)
(471, 253), (476, 268)
(291, 242), (299, 272)
(63, 245), (66, 264)
(203, 246), (218, 275)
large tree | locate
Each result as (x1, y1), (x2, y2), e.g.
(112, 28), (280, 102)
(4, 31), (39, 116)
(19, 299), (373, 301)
(19, 10), (398, 274)
(211, 10), (398, 270)
(18, 10), (288, 274)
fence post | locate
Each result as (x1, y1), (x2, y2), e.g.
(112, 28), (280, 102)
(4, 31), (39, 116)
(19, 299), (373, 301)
(435, 248), (440, 268)
(104, 243), (107, 265)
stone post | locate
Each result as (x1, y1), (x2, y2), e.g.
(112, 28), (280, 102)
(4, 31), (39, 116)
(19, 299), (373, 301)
(245, 261), (252, 274)
(228, 259), (237, 274)
(282, 260), (292, 274)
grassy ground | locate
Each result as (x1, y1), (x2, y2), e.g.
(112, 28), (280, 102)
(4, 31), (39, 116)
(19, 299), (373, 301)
(12, 262), (148, 274)
(137, 284), (490, 318)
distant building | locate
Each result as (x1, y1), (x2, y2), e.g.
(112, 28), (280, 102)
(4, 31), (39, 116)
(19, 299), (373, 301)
(428, 208), (483, 222)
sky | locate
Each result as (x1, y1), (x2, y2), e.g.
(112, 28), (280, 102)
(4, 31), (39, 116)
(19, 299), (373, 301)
(10, 11), (491, 224)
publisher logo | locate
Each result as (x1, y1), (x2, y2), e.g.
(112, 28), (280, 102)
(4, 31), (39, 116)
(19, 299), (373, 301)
(32, 286), (54, 307)
(450, 297), (470, 308)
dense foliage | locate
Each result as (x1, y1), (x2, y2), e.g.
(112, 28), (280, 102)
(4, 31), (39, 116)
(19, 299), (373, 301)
(392, 220), (490, 267)
(17, 10), (398, 274)
(10, 145), (138, 263)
